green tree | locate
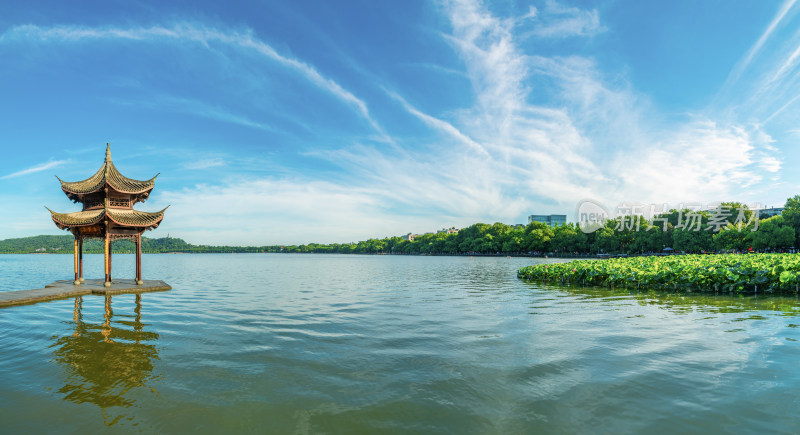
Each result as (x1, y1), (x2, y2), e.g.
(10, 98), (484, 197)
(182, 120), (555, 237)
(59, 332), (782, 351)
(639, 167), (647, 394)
(550, 224), (586, 253)
(749, 215), (795, 250)
(672, 228), (713, 253)
(593, 227), (619, 253)
(713, 224), (751, 252)
(782, 195), (800, 246)
(631, 225), (672, 253)
(523, 222), (553, 252)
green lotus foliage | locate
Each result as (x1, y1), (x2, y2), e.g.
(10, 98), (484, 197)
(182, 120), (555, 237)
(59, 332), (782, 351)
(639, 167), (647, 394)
(518, 254), (800, 293)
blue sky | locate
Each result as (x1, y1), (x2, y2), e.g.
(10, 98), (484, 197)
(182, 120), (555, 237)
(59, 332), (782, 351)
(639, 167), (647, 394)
(1, 0), (799, 245)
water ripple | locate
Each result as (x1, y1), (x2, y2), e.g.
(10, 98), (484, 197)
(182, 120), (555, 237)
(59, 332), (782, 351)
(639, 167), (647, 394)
(3, 254), (800, 432)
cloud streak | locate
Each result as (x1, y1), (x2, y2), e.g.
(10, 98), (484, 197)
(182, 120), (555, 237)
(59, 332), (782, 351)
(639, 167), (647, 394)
(386, 90), (489, 157)
(184, 158), (226, 170)
(152, 178), (444, 245)
(0, 3), (790, 244)
(145, 2), (790, 241)
(434, 0), (780, 209)
(287, 0), (787, 243)
(716, 0), (800, 131)
(724, 0), (798, 87)
(1, 160), (67, 180)
(0, 22), (383, 134)
(520, 0), (605, 39)
(110, 94), (278, 132)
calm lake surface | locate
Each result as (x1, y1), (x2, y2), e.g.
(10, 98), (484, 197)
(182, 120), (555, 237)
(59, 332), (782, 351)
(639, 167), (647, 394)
(2, 254), (800, 433)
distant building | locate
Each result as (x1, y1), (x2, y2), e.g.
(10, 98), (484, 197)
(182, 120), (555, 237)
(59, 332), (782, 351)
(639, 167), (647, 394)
(759, 207), (784, 218)
(403, 233), (418, 241)
(528, 214), (567, 227)
(437, 227), (459, 234)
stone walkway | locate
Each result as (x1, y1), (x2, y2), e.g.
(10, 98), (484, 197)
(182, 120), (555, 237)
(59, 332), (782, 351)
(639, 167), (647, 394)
(0, 279), (171, 307)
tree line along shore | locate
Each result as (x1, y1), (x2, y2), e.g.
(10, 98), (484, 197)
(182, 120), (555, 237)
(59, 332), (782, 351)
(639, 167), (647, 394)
(5, 196), (800, 256)
(261, 196), (800, 256)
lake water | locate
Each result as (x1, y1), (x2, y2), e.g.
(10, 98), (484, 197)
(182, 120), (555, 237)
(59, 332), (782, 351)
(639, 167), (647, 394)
(2, 254), (800, 433)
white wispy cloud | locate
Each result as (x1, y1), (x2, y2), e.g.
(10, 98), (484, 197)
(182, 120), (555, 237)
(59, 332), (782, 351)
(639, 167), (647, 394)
(1, 160), (67, 179)
(439, 0), (604, 200)
(520, 0), (605, 39)
(717, 1), (800, 131)
(431, 0), (779, 211)
(613, 122), (763, 202)
(764, 91), (800, 123)
(295, 0), (609, 228)
(0, 22), (383, 134)
(723, 0), (797, 87)
(110, 94), (277, 132)
(184, 158), (226, 170)
(151, 1), (788, 243)
(4, 3), (786, 244)
(386, 90), (489, 156)
(769, 41), (800, 85)
(760, 156), (782, 173)
(151, 178), (446, 245)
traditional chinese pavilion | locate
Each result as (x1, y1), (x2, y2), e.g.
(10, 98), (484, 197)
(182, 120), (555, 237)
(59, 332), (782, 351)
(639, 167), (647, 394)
(47, 144), (167, 287)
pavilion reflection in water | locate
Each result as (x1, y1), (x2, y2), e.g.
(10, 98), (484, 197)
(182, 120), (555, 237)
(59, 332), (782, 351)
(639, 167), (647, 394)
(50, 294), (160, 424)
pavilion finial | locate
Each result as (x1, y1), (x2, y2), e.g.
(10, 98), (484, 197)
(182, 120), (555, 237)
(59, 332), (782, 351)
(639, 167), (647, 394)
(105, 143), (111, 163)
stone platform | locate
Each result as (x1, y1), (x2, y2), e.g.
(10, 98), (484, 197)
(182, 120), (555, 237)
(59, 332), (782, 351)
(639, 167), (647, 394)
(0, 279), (171, 308)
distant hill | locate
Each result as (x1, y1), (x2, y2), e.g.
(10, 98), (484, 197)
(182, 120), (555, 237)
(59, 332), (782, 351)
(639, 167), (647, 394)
(0, 235), (275, 254)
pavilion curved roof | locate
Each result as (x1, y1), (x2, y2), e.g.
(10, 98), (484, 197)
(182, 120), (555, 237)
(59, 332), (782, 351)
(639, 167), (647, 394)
(47, 207), (168, 230)
(47, 208), (105, 228)
(106, 208), (168, 228)
(57, 145), (158, 198)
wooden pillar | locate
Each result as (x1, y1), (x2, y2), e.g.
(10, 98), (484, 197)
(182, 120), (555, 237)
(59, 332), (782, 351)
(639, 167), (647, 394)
(104, 186), (111, 287)
(136, 233), (143, 284)
(78, 238), (84, 282)
(73, 236), (80, 285)
(109, 241), (113, 282)
(104, 232), (111, 287)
